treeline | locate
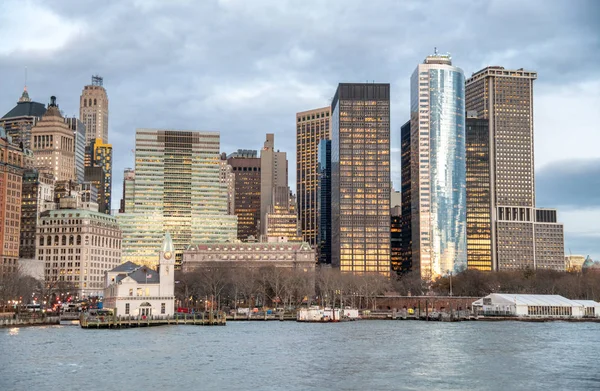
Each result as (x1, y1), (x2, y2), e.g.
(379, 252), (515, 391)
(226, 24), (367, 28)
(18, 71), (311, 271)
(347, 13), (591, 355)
(0, 269), (75, 311)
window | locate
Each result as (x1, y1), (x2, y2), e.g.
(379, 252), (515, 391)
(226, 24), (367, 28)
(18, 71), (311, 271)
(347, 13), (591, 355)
(125, 303), (130, 315)
(129, 288), (133, 296)
(136, 288), (142, 296)
(161, 303), (165, 314)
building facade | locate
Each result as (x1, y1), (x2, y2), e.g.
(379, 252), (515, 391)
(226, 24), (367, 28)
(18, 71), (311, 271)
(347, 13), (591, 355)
(182, 241), (316, 273)
(465, 66), (565, 271)
(331, 83), (391, 274)
(260, 134), (288, 236)
(65, 117), (86, 184)
(1, 128), (25, 275)
(84, 138), (112, 214)
(0, 88), (46, 150)
(19, 169), (55, 259)
(263, 186), (301, 242)
(227, 151), (261, 241)
(296, 107), (331, 246)
(80, 76), (109, 145)
(219, 153), (235, 215)
(391, 206), (402, 274)
(409, 53), (467, 280)
(399, 121), (412, 274)
(37, 198), (122, 298)
(104, 233), (175, 317)
(31, 97), (76, 182)
(317, 139), (331, 264)
(119, 168), (135, 213)
(118, 129), (237, 269)
(465, 116), (493, 270)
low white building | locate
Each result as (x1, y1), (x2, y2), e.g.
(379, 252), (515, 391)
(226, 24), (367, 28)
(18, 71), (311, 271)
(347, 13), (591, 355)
(103, 233), (175, 317)
(472, 293), (600, 318)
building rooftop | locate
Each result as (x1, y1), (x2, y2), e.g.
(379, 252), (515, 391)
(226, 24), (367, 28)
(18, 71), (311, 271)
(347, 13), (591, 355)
(474, 293), (589, 307)
(2, 99), (46, 119)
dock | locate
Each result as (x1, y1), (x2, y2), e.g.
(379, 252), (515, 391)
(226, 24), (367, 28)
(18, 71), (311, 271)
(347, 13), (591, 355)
(80, 313), (226, 329)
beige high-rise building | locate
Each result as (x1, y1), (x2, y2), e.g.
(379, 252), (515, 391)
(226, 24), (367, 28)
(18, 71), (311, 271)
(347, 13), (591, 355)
(31, 97), (76, 182)
(466, 67), (565, 271)
(219, 153), (235, 215)
(80, 75), (109, 144)
(260, 133), (288, 236)
(296, 107), (330, 246)
(264, 186), (301, 242)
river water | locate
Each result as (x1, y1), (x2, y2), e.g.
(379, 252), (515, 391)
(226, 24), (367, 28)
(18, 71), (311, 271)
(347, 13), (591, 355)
(1, 321), (599, 391)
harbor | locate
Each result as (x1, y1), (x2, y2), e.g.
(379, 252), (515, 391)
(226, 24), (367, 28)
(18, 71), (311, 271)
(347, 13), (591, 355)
(79, 312), (226, 329)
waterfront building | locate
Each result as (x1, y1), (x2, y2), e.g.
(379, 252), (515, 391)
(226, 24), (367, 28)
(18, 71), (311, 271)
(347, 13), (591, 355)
(182, 241), (316, 273)
(80, 75), (109, 145)
(331, 83), (391, 274)
(408, 52), (467, 280)
(65, 118), (86, 184)
(31, 96), (76, 182)
(37, 197), (122, 298)
(296, 107), (331, 246)
(466, 66), (565, 271)
(260, 134), (288, 237)
(19, 169), (55, 259)
(227, 150), (261, 241)
(1, 128), (25, 275)
(0, 87), (46, 150)
(263, 186), (301, 242)
(119, 168), (135, 213)
(104, 233), (175, 317)
(472, 294), (600, 318)
(317, 139), (331, 264)
(118, 129), (237, 269)
(399, 120), (412, 274)
(219, 153), (235, 215)
(84, 138), (112, 214)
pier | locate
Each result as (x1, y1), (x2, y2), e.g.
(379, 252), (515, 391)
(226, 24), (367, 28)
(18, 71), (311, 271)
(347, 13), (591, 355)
(80, 312), (226, 329)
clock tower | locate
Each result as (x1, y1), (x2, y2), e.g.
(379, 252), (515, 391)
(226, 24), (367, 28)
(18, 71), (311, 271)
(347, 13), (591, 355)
(159, 231), (175, 297)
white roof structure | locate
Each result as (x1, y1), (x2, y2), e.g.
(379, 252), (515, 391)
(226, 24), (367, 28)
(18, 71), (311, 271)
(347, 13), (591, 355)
(571, 300), (600, 308)
(473, 293), (585, 307)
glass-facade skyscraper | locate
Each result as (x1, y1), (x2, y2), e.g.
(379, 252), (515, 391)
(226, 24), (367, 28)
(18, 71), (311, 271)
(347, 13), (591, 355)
(317, 139), (331, 264)
(331, 83), (391, 274)
(118, 129), (237, 269)
(399, 120), (412, 274)
(409, 53), (466, 280)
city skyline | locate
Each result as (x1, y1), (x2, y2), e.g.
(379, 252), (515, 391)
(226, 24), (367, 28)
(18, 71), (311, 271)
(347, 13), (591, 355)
(0, 0), (598, 259)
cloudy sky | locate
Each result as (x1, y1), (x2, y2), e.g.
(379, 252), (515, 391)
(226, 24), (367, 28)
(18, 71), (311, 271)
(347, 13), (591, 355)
(1, 0), (599, 258)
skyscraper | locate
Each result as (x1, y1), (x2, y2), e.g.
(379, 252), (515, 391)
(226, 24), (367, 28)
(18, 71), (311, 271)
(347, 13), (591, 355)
(65, 117), (86, 184)
(466, 66), (565, 270)
(84, 138), (112, 214)
(399, 121), (412, 274)
(19, 169), (54, 260)
(260, 133), (288, 236)
(118, 129), (237, 269)
(219, 153), (235, 215)
(409, 52), (467, 280)
(263, 186), (301, 242)
(227, 150), (261, 241)
(119, 168), (135, 213)
(0, 87), (46, 150)
(80, 75), (109, 145)
(296, 107), (330, 246)
(0, 127), (25, 275)
(317, 139), (331, 264)
(331, 83), (391, 274)
(31, 97), (76, 182)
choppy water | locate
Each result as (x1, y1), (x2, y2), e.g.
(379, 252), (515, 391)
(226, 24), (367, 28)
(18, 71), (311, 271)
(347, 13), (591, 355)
(1, 321), (599, 391)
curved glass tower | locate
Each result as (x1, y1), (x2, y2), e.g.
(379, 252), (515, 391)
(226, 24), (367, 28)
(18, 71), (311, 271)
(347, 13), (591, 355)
(409, 52), (466, 279)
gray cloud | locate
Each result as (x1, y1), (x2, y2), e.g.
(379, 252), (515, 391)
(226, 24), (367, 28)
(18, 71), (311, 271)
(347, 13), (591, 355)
(536, 159), (600, 210)
(1, 0), (599, 256)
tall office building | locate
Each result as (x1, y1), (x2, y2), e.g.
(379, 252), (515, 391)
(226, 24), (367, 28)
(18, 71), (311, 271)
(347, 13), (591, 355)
(390, 206), (402, 273)
(219, 153), (235, 215)
(80, 75), (109, 145)
(1, 128), (25, 275)
(296, 107), (331, 246)
(465, 116), (493, 270)
(263, 186), (301, 242)
(65, 117), (86, 183)
(31, 97), (76, 182)
(118, 129), (237, 269)
(19, 169), (54, 259)
(317, 139), (331, 264)
(399, 121), (412, 274)
(260, 134), (288, 236)
(119, 168), (135, 213)
(409, 52), (467, 280)
(331, 83), (391, 274)
(466, 66), (565, 270)
(84, 138), (112, 214)
(1, 88), (46, 150)
(227, 150), (261, 241)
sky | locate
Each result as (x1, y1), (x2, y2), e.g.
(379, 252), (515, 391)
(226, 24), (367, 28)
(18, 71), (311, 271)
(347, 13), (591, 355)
(1, 0), (599, 258)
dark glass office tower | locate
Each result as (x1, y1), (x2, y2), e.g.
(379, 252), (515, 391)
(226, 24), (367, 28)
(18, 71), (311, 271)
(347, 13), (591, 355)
(399, 120), (413, 274)
(331, 83), (391, 274)
(465, 115), (492, 270)
(317, 139), (331, 264)
(227, 150), (261, 241)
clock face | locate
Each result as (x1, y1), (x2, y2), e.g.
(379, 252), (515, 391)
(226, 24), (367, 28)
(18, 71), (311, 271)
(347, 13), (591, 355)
(164, 251), (172, 260)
